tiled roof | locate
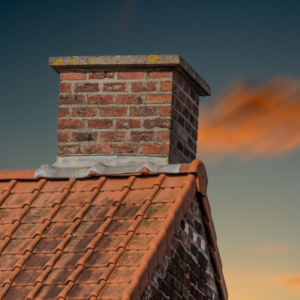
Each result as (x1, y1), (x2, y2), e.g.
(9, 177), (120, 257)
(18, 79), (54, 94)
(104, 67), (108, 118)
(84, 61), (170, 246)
(0, 160), (227, 300)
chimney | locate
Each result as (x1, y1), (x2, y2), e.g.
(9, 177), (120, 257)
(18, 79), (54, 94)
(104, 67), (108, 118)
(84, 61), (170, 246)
(49, 55), (210, 166)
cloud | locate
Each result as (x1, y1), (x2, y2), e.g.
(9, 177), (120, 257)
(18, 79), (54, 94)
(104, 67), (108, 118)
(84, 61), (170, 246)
(115, 0), (138, 33)
(251, 242), (293, 255)
(278, 275), (300, 295)
(197, 76), (300, 162)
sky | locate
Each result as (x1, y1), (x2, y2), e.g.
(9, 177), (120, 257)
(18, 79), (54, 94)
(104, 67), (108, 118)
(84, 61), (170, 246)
(0, 1), (300, 299)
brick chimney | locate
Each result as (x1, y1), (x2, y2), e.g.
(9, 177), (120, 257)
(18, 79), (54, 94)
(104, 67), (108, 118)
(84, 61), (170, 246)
(49, 55), (210, 165)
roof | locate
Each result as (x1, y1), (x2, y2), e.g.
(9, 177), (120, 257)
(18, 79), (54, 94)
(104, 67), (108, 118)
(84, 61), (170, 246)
(0, 160), (227, 300)
(48, 55), (211, 95)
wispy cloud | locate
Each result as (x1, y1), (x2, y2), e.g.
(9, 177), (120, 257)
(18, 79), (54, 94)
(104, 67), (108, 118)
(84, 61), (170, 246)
(278, 275), (300, 295)
(115, 0), (138, 33)
(251, 242), (293, 255)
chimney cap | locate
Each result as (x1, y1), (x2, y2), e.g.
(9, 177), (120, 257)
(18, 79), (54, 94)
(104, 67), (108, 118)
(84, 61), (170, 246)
(49, 54), (211, 95)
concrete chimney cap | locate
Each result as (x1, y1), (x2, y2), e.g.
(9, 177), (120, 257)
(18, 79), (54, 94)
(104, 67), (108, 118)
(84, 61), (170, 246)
(49, 55), (211, 95)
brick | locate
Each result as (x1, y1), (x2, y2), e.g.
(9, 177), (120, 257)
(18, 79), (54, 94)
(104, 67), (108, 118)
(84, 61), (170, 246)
(142, 144), (169, 154)
(186, 97), (193, 111)
(158, 131), (170, 141)
(161, 81), (172, 91)
(83, 144), (110, 154)
(88, 95), (113, 105)
(58, 120), (84, 129)
(101, 107), (126, 117)
(60, 83), (71, 93)
(58, 145), (81, 155)
(116, 119), (140, 129)
(71, 132), (97, 142)
(113, 143), (139, 154)
(59, 94), (85, 105)
(103, 82), (128, 92)
(179, 90), (186, 103)
(182, 234), (191, 250)
(99, 132), (127, 142)
(116, 94), (143, 105)
(144, 119), (171, 129)
(175, 99), (183, 112)
(58, 108), (69, 117)
(192, 104), (199, 117)
(187, 213), (195, 226)
(159, 107), (172, 116)
(60, 72), (86, 80)
(132, 82), (156, 92)
(89, 71), (114, 79)
(58, 132), (69, 142)
(130, 107), (156, 116)
(118, 71), (143, 79)
(146, 71), (172, 78)
(129, 132), (155, 142)
(145, 94), (172, 104)
(88, 120), (113, 129)
(72, 107), (98, 117)
(74, 83), (99, 92)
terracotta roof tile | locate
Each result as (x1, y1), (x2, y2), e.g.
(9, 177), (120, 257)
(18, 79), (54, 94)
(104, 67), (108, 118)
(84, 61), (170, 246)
(0, 159), (227, 300)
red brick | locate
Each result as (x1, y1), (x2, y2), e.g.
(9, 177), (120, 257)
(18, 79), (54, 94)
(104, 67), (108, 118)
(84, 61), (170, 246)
(83, 144), (110, 154)
(71, 132), (97, 142)
(118, 71), (143, 79)
(159, 107), (172, 116)
(60, 72), (86, 80)
(145, 94), (172, 104)
(192, 104), (198, 117)
(130, 107), (156, 117)
(142, 144), (169, 154)
(113, 144), (139, 154)
(144, 119), (171, 129)
(74, 83), (99, 92)
(58, 108), (69, 117)
(58, 120), (84, 130)
(103, 82), (128, 92)
(72, 107), (98, 117)
(58, 145), (81, 155)
(186, 97), (193, 111)
(88, 95), (113, 105)
(132, 82), (156, 92)
(59, 94), (85, 105)
(99, 132), (127, 142)
(101, 107), (126, 117)
(179, 90), (186, 103)
(172, 83), (180, 96)
(187, 213), (195, 226)
(116, 119), (140, 129)
(129, 132), (155, 142)
(161, 81), (172, 91)
(89, 71), (114, 79)
(58, 132), (69, 142)
(116, 94), (143, 105)
(146, 71), (172, 79)
(182, 234), (191, 250)
(158, 131), (170, 141)
(60, 83), (71, 93)
(88, 120), (113, 129)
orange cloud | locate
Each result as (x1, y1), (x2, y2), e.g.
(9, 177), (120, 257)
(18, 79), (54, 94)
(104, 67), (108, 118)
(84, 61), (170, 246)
(197, 76), (300, 162)
(278, 276), (300, 295)
(251, 243), (293, 255)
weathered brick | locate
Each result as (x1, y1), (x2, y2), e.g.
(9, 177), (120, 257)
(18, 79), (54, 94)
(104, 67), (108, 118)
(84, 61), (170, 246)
(58, 132), (69, 142)
(145, 94), (172, 104)
(132, 82), (156, 92)
(129, 132), (155, 142)
(159, 107), (172, 116)
(186, 97), (193, 111)
(99, 132), (127, 142)
(118, 70), (143, 79)
(72, 107), (98, 117)
(58, 145), (81, 155)
(103, 82), (128, 92)
(60, 83), (71, 93)
(158, 131), (170, 141)
(144, 119), (171, 129)
(142, 144), (169, 154)
(161, 81), (172, 91)
(59, 94), (85, 105)
(83, 144), (110, 154)
(130, 107), (156, 116)
(146, 71), (172, 78)
(88, 95), (113, 105)
(116, 94), (143, 105)
(58, 108), (69, 117)
(116, 119), (140, 129)
(74, 83), (99, 92)
(101, 107), (126, 117)
(58, 120), (84, 130)
(89, 71), (114, 79)
(88, 120), (113, 129)
(60, 72), (86, 80)
(71, 132), (97, 142)
(113, 143), (139, 154)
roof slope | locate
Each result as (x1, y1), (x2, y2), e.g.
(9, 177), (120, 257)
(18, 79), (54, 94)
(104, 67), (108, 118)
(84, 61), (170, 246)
(0, 160), (227, 300)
